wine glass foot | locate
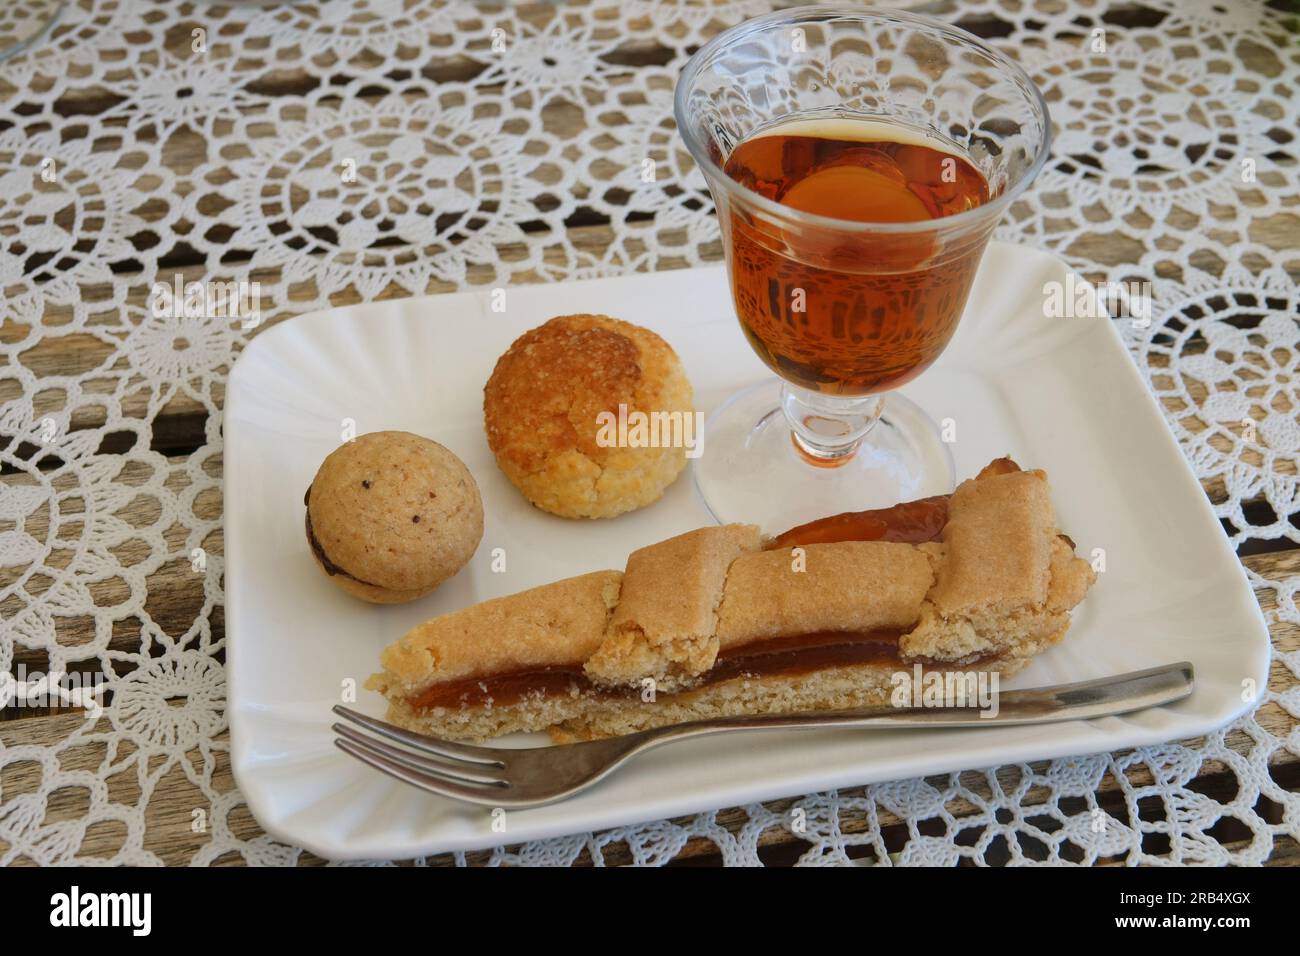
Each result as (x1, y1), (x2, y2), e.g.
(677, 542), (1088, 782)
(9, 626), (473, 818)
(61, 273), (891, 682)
(692, 378), (955, 530)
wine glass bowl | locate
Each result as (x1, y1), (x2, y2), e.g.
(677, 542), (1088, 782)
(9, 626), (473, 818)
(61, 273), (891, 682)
(675, 5), (1051, 527)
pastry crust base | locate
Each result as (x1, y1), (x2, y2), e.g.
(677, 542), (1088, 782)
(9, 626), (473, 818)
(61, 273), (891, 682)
(552, 653), (1035, 742)
(374, 653), (1034, 743)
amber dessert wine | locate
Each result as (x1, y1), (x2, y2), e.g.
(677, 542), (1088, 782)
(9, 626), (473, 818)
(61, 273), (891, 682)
(723, 118), (991, 396)
(675, 7), (1051, 529)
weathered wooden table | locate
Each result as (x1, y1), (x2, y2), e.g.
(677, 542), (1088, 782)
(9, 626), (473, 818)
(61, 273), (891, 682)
(1, 0), (1297, 865)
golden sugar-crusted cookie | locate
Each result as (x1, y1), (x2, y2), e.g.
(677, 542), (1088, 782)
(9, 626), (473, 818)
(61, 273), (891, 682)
(483, 314), (694, 519)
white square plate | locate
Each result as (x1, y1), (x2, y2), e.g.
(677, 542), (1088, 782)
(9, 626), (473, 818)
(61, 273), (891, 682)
(225, 242), (1269, 860)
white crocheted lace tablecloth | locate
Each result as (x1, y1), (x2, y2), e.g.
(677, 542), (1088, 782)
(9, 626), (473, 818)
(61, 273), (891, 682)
(1, 0), (1297, 866)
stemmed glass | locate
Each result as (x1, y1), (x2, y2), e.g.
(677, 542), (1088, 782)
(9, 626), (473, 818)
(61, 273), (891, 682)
(676, 6), (1050, 528)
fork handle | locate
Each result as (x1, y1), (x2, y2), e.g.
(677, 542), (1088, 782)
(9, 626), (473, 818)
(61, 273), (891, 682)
(625, 661), (1194, 750)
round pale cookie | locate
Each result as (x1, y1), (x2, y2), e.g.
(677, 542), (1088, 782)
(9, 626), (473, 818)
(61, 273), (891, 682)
(305, 431), (483, 604)
(483, 313), (694, 519)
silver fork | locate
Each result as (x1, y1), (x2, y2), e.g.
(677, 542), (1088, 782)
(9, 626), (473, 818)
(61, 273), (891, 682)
(333, 661), (1193, 808)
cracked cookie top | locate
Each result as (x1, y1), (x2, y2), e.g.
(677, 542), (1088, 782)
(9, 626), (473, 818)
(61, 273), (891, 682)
(483, 313), (695, 519)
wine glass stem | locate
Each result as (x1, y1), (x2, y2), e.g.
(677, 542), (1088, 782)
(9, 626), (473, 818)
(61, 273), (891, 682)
(781, 382), (884, 463)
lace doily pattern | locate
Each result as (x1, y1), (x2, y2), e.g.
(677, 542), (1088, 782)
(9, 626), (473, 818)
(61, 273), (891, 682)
(0, 0), (1296, 866)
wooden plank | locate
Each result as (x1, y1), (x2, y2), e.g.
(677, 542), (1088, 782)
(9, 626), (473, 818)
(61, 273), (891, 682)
(5, 707), (1295, 865)
(26, 1), (674, 116)
(2, 535), (224, 680)
(25, 1), (1199, 120)
(5, 16), (1291, 292)
(3, 222), (627, 441)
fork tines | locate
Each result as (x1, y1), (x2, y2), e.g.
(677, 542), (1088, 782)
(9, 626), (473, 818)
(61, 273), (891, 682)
(332, 705), (513, 806)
